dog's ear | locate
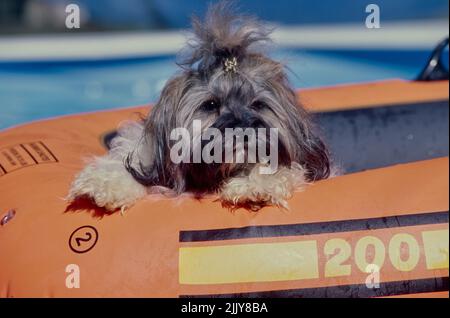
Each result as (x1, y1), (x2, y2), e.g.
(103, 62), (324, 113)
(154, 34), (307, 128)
(180, 1), (272, 74)
(290, 105), (331, 182)
(266, 75), (331, 182)
(125, 75), (188, 192)
(300, 132), (331, 182)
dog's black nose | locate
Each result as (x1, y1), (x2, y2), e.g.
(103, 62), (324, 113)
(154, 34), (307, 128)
(226, 106), (263, 128)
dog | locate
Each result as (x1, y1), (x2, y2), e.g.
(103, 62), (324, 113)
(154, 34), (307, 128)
(68, 3), (330, 213)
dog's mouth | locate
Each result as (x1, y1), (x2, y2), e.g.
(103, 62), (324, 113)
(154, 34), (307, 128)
(161, 111), (294, 193)
(181, 122), (291, 194)
(207, 115), (292, 165)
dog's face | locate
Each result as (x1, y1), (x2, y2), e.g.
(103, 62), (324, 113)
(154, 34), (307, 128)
(126, 5), (330, 195)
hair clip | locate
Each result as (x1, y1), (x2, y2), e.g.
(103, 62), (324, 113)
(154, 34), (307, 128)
(224, 57), (238, 73)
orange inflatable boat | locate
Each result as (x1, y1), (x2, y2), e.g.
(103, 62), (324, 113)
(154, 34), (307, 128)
(0, 80), (448, 298)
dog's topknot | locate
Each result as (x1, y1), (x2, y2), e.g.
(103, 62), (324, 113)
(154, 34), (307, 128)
(180, 1), (272, 74)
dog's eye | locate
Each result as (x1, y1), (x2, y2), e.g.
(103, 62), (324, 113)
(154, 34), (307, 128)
(250, 101), (267, 110)
(201, 99), (220, 112)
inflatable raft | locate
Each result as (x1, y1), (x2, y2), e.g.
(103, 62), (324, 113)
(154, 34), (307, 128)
(0, 79), (448, 298)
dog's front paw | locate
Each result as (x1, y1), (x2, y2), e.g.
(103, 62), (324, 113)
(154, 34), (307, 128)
(220, 178), (287, 211)
(67, 157), (147, 212)
(219, 164), (307, 211)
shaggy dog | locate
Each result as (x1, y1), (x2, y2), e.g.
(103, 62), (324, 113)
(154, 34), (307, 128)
(68, 3), (330, 213)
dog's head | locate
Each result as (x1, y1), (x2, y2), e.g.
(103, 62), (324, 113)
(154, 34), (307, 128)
(126, 2), (330, 194)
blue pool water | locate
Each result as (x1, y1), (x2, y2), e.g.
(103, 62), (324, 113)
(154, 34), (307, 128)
(0, 48), (438, 130)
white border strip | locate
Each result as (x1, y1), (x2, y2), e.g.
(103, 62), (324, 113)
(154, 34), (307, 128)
(0, 20), (448, 62)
